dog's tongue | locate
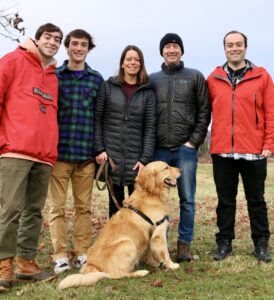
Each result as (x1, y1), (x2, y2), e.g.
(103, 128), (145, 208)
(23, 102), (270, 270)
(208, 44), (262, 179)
(169, 179), (177, 186)
(165, 178), (177, 187)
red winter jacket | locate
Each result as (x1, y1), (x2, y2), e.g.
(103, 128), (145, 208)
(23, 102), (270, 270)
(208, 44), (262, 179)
(0, 39), (59, 164)
(207, 63), (274, 154)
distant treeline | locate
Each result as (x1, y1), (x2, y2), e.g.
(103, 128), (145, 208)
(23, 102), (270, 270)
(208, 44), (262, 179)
(198, 132), (210, 157)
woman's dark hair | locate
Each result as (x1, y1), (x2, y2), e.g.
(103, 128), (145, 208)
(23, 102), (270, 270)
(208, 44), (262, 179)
(118, 45), (148, 85)
(35, 23), (63, 42)
(64, 29), (95, 50)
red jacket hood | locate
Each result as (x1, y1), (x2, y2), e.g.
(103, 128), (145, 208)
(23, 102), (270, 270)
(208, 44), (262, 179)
(19, 38), (57, 68)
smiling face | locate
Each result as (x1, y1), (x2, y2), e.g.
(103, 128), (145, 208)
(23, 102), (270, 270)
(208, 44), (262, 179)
(162, 42), (182, 65)
(224, 33), (247, 69)
(35, 31), (62, 61)
(122, 49), (141, 80)
(66, 36), (90, 64)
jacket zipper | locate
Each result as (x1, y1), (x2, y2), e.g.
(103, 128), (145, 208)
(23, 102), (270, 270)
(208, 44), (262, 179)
(167, 74), (174, 147)
(232, 87), (235, 153)
(119, 84), (144, 184)
(254, 94), (258, 128)
(121, 90), (128, 185)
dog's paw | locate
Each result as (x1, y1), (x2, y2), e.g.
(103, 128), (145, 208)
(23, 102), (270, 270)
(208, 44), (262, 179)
(130, 269), (150, 278)
(137, 270), (150, 277)
(166, 262), (180, 270)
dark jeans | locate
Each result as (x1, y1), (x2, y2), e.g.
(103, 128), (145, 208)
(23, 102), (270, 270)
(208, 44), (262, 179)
(212, 155), (270, 243)
(108, 184), (134, 218)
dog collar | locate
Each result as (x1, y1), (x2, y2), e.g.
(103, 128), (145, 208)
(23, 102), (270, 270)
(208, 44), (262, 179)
(123, 204), (169, 227)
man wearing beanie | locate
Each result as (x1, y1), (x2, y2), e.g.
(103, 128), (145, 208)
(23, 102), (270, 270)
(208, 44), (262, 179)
(150, 33), (211, 262)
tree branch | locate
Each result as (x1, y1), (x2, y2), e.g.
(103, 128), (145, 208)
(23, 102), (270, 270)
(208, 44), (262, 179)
(0, 6), (25, 42)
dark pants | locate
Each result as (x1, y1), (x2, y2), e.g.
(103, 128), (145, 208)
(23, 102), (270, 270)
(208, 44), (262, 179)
(212, 155), (270, 243)
(0, 158), (51, 260)
(108, 184), (134, 218)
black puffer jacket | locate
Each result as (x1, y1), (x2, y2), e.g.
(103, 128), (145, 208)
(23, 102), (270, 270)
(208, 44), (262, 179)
(94, 76), (156, 185)
(149, 62), (211, 148)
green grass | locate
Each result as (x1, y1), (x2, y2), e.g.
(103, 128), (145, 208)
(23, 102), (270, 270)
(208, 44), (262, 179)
(2, 163), (273, 299)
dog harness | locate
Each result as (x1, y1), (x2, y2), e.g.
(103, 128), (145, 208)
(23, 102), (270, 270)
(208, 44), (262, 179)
(123, 204), (169, 235)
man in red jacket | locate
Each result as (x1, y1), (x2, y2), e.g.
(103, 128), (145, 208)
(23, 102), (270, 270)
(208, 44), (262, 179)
(207, 30), (273, 263)
(0, 23), (63, 293)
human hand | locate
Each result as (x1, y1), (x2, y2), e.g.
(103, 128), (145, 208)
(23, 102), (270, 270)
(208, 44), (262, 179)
(133, 161), (144, 175)
(184, 141), (195, 148)
(96, 151), (108, 164)
(262, 149), (272, 158)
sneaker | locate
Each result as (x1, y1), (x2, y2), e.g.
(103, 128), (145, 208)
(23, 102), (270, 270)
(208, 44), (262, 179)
(54, 257), (71, 274)
(213, 239), (232, 261)
(176, 241), (193, 262)
(73, 254), (87, 268)
(14, 256), (55, 282)
(253, 238), (272, 263)
(0, 258), (13, 293)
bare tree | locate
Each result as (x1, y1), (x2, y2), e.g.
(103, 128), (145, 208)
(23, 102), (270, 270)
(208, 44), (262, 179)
(0, 6), (25, 42)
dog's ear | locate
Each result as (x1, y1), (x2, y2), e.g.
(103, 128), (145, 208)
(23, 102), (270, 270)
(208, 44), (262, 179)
(144, 171), (156, 193)
(136, 167), (156, 193)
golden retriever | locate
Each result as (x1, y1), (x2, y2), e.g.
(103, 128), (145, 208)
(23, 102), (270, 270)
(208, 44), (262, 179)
(58, 161), (181, 289)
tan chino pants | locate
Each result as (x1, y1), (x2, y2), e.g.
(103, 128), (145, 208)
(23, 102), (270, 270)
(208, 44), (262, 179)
(48, 161), (95, 260)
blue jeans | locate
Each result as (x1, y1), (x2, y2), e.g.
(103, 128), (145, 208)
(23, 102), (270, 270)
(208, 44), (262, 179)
(154, 145), (198, 244)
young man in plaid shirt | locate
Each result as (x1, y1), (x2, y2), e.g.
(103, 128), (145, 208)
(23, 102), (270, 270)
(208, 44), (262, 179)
(48, 29), (103, 274)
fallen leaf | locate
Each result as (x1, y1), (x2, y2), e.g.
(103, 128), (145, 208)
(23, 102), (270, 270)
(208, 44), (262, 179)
(152, 279), (163, 287)
(184, 265), (193, 273)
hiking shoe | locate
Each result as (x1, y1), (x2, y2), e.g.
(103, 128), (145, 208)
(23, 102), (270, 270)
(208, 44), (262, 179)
(213, 239), (232, 261)
(0, 258), (13, 293)
(253, 238), (272, 263)
(176, 241), (193, 262)
(54, 257), (71, 274)
(73, 254), (87, 268)
(14, 256), (55, 282)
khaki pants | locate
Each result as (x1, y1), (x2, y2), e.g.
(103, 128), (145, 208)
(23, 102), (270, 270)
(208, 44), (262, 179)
(48, 161), (95, 260)
(0, 158), (51, 260)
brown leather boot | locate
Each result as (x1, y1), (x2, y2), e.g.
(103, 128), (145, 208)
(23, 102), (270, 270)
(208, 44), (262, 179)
(0, 258), (13, 293)
(176, 241), (193, 262)
(14, 256), (55, 282)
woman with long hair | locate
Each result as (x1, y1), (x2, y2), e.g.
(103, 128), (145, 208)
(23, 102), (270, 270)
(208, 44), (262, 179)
(95, 45), (156, 217)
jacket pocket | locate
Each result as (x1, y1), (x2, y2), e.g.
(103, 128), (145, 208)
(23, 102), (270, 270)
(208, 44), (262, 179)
(23, 85), (57, 109)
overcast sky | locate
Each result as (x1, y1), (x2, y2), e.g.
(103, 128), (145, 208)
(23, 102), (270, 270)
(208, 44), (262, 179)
(1, 0), (274, 79)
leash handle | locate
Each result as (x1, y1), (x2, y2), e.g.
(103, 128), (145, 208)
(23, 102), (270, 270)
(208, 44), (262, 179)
(95, 157), (116, 190)
(95, 160), (107, 191)
(95, 157), (121, 210)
